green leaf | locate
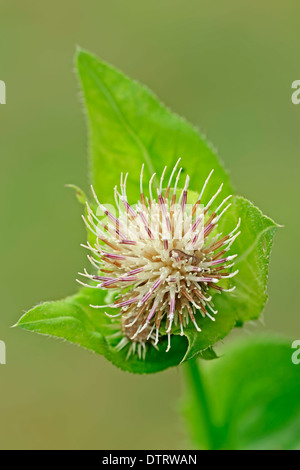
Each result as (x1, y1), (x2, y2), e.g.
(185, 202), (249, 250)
(76, 48), (232, 205)
(15, 287), (188, 374)
(14, 283), (235, 373)
(183, 336), (300, 450)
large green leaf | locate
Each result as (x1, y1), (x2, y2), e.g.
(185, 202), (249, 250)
(15, 287), (188, 374)
(182, 336), (300, 450)
(76, 48), (232, 205)
(13, 282), (239, 373)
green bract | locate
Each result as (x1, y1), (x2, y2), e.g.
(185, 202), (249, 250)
(15, 49), (278, 374)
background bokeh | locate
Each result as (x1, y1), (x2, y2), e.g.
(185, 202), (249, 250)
(0, 0), (299, 450)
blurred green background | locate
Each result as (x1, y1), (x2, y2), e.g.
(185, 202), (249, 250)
(0, 0), (298, 450)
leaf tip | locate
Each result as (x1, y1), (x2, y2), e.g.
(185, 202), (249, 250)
(75, 46), (95, 70)
(75, 44), (85, 58)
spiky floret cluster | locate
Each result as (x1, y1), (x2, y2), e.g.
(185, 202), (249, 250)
(78, 160), (240, 359)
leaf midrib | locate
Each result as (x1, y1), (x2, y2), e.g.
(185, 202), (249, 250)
(87, 63), (156, 178)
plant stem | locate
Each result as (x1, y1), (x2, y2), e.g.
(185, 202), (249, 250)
(184, 359), (216, 450)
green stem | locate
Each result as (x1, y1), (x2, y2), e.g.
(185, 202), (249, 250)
(184, 359), (216, 450)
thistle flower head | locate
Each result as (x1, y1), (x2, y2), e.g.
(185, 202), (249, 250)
(79, 160), (240, 359)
